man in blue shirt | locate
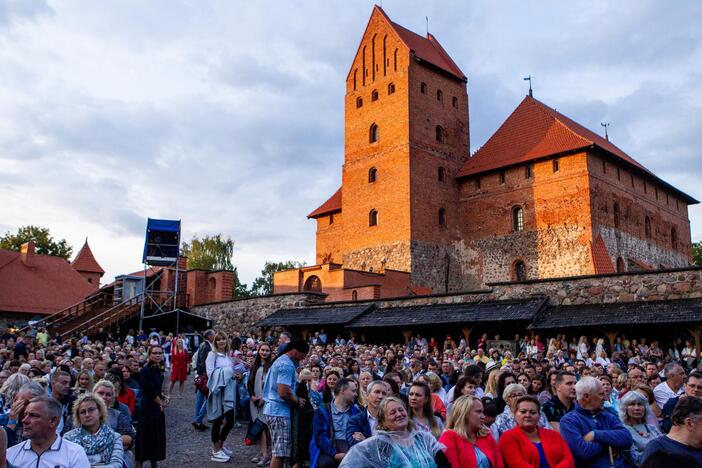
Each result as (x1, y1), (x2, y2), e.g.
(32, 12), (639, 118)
(560, 376), (632, 467)
(263, 339), (309, 468)
(643, 396), (702, 465)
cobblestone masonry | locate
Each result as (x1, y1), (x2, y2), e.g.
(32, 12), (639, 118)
(192, 269), (702, 334)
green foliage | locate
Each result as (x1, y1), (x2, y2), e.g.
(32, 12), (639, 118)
(693, 241), (702, 267)
(181, 234), (234, 271)
(233, 267), (252, 299)
(0, 225), (73, 259)
(249, 260), (306, 296)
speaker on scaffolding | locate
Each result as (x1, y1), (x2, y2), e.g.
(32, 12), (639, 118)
(142, 218), (181, 266)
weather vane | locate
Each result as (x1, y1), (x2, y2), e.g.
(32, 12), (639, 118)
(601, 122), (610, 141)
(523, 75), (533, 97)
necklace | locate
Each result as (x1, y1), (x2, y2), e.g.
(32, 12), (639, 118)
(633, 423), (651, 437)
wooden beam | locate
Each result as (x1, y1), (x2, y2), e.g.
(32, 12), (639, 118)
(300, 328), (310, 340)
(461, 327), (472, 348)
(401, 329), (412, 344)
(605, 331), (618, 355)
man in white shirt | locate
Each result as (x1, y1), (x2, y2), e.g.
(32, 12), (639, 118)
(654, 363), (686, 407)
(7, 395), (90, 468)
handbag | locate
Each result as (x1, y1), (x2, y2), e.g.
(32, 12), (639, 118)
(245, 418), (267, 446)
(194, 374), (209, 396)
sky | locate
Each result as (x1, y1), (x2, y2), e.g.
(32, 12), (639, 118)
(1, 0), (701, 286)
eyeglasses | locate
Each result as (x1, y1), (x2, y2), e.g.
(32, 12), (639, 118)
(79, 407), (98, 415)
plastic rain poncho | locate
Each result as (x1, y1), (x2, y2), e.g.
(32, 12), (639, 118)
(339, 429), (445, 468)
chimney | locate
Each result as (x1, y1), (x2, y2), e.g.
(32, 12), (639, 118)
(20, 241), (36, 267)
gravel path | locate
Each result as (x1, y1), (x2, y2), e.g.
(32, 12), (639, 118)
(163, 375), (259, 467)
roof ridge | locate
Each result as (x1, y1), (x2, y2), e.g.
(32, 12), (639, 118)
(528, 97), (593, 149)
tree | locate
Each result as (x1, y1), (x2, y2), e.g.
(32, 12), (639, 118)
(0, 225), (73, 259)
(181, 234), (234, 271)
(693, 241), (702, 267)
(250, 260), (306, 296)
(232, 267), (252, 299)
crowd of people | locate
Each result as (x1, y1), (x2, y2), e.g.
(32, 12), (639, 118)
(188, 329), (702, 467)
(1, 325), (702, 467)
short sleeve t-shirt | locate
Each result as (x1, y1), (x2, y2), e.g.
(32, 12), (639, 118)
(543, 395), (573, 423)
(642, 435), (702, 466)
(262, 354), (297, 418)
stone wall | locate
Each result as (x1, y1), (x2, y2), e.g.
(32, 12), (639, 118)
(189, 292), (326, 332)
(489, 268), (702, 306)
(196, 268), (702, 335)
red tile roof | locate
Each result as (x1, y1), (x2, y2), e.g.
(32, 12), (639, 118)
(71, 240), (105, 274)
(308, 187), (342, 219)
(374, 6), (466, 81)
(457, 96), (698, 203)
(0, 247), (96, 315)
(591, 235), (615, 275)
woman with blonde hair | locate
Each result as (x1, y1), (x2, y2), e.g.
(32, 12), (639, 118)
(74, 369), (95, 396)
(64, 393), (124, 468)
(420, 372), (447, 421)
(340, 397), (447, 467)
(439, 395), (503, 468)
(484, 369), (502, 398)
(206, 330), (236, 463)
(0, 373), (29, 411)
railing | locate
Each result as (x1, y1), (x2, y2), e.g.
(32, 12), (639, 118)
(19, 291), (113, 334)
(60, 295), (142, 339)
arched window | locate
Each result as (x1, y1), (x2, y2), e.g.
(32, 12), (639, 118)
(525, 165), (532, 179)
(499, 171), (506, 185)
(388, 83), (395, 94)
(369, 123), (379, 143)
(452, 96), (458, 108)
(616, 257), (625, 273)
(369, 209), (378, 226)
(356, 97), (363, 108)
(512, 206), (524, 231)
(329, 214), (334, 224)
(368, 167), (377, 183)
(435, 126), (445, 143)
(437, 90), (443, 102)
(672, 227), (678, 249)
(645, 216), (652, 238)
(393, 48), (398, 71)
(421, 82), (427, 94)
(352, 290), (358, 301)
(613, 202), (621, 228)
(438, 166), (446, 183)
(438, 208), (447, 227)
(303, 275), (322, 293)
(353, 69), (357, 91)
(362, 46), (366, 86)
(371, 34), (376, 82)
(371, 90), (379, 101)
(552, 159), (560, 173)
(382, 35), (387, 76)
(514, 261), (526, 281)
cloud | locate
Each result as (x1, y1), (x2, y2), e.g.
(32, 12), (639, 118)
(0, 0), (700, 287)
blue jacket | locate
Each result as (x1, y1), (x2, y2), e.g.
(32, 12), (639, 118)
(345, 409), (372, 447)
(309, 402), (360, 468)
(560, 404), (633, 468)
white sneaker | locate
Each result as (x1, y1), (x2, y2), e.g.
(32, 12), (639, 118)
(210, 450), (230, 463)
(221, 446), (233, 457)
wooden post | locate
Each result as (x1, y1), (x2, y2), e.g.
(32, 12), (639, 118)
(688, 326), (701, 366)
(300, 328), (310, 341)
(462, 327), (472, 348)
(401, 329), (412, 344)
(605, 331), (618, 355)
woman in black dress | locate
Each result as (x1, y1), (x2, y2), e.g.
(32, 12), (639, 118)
(135, 345), (169, 468)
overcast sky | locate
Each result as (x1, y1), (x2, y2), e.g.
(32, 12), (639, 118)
(1, 0), (701, 286)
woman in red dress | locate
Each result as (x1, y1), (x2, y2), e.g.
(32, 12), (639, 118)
(168, 337), (189, 398)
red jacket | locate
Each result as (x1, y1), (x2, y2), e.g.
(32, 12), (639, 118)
(438, 429), (504, 468)
(498, 426), (574, 468)
(118, 386), (136, 415)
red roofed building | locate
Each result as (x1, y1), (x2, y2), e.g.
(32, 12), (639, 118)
(275, 6), (698, 299)
(71, 239), (105, 288)
(0, 242), (98, 322)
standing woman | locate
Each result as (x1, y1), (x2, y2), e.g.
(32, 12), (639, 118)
(206, 331), (236, 463)
(135, 345), (168, 468)
(439, 395), (504, 468)
(247, 342), (272, 466)
(498, 396), (574, 467)
(168, 337), (189, 398)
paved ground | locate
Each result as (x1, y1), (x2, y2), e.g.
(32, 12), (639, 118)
(163, 375), (259, 467)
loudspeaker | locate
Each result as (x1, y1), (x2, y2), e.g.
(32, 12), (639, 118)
(142, 218), (181, 266)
